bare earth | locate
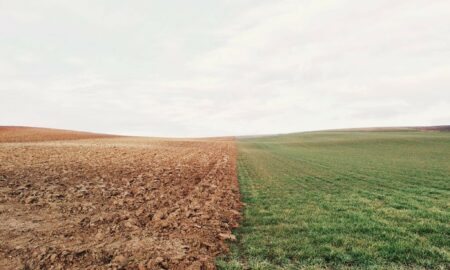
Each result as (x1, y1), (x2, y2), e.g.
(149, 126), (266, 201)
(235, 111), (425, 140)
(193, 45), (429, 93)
(0, 128), (241, 269)
(0, 126), (118, 143)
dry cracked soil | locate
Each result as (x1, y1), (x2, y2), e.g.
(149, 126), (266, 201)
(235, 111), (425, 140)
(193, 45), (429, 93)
(0, 127), (241, 270)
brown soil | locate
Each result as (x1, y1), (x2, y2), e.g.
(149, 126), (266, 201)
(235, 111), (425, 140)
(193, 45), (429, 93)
(328, 125), (450, 132)
(416, 125), (450, 132)
(0, 130), (241, 270)
(0, 126), (117, 143)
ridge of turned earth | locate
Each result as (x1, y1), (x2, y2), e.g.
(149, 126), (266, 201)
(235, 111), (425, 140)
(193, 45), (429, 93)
(0, 135), (242, 269)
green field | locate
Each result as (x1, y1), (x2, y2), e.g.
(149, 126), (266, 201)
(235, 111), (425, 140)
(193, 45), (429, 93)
(218, 131), (450, 269)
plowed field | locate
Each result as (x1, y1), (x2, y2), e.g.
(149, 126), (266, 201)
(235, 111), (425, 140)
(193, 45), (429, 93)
(0, 132), (241, 269)
(0, 126), (117, 143)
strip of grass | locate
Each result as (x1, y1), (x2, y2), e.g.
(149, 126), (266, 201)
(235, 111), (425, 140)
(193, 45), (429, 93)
(217, 131), (450, 269)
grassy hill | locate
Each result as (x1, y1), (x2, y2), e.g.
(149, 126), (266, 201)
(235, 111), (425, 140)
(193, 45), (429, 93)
(218, 131), (450, 269)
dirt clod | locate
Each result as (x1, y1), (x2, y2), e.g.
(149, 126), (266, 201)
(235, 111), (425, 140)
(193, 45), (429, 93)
(218, 233), (237, 241)
(113, 255), (128, 267)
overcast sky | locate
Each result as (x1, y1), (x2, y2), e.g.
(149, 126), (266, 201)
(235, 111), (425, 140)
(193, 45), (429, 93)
(1, 0), (449, 137)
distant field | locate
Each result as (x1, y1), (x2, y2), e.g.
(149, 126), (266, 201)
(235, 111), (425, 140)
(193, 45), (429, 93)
(0, 126), (116, 142)
(218, 131), (450, 269)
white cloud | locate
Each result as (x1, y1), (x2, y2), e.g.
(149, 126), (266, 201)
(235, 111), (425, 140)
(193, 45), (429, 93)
(0, 0), (449, 137)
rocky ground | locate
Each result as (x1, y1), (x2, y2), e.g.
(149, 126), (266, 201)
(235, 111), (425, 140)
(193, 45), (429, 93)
(0, 132), (241, 269)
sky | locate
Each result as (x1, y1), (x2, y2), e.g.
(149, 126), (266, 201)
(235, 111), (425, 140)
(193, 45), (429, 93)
(1, 0), (449, 137)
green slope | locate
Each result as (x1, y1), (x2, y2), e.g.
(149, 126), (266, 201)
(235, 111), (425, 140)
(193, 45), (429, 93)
(218, 131), (450, 269)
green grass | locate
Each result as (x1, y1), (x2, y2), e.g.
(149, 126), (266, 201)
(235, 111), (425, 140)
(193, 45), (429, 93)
(217, 131), (450, 269)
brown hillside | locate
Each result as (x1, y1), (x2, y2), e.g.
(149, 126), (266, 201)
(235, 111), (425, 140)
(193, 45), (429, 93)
(0, 126), (117, 143)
